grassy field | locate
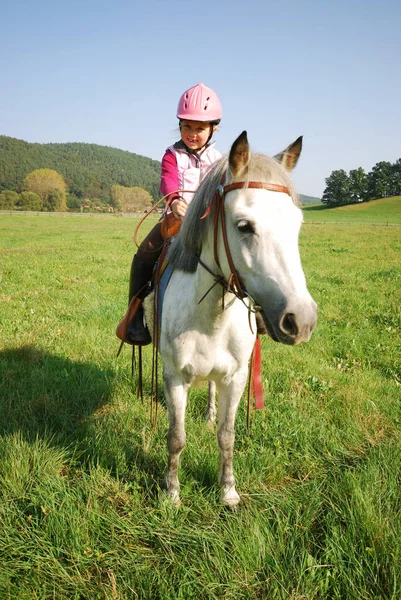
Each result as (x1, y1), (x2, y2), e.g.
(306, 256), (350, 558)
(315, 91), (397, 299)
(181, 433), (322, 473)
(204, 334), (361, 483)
(303, 195), (401, 224)
(0, 208), (400, 599)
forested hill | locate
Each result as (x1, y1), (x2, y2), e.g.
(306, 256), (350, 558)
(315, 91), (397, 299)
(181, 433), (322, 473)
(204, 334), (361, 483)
(0, 136), (161, 202)
(0, 135), (320, 206)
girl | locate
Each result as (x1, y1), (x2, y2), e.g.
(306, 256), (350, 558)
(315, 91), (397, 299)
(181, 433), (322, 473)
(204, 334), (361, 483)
(118, 83), (223, 345)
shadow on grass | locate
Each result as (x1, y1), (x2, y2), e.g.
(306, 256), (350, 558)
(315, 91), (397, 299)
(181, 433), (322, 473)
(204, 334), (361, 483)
(0, 345), (113, 447)
(121, 344), (168, 409)
(0, 345), (169, 494)
(0, 345), (227, 499)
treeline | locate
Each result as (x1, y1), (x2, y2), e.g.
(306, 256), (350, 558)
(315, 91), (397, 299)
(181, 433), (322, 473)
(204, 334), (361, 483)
(0, 135), (324, 212)
(323, 159), (401, 206)
(0, 169), (154, 214)
(0, 136), (161, 209)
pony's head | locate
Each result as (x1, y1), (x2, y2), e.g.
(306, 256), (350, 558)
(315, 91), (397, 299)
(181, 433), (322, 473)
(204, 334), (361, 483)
(168, 132), (317, 345)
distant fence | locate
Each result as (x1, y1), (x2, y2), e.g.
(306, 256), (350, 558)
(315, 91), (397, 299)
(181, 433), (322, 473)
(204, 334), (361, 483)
(0, 210), (160, 219)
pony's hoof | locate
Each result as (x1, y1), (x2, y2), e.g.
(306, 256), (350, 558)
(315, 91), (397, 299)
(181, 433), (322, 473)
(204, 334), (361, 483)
(169, 491), (181, 506)
(221, 487), (240, 508)
(205, 410), (216, 426)
(168, 494), (181, 507)
(161, 486), (181, 506)
(161, 477), (181, 505)
(160, 490), (181, 510)
(161, 490), (181, 507)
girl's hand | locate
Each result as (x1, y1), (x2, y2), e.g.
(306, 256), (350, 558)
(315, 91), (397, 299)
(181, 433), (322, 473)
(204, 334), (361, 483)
(171, 200), (187, 220)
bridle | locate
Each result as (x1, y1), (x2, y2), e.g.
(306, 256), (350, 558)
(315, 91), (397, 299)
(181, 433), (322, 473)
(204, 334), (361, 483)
(199, 176), (290, 309)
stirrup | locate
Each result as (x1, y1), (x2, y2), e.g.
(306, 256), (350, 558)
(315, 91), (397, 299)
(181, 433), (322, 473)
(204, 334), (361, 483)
(116, 296), (151, 346)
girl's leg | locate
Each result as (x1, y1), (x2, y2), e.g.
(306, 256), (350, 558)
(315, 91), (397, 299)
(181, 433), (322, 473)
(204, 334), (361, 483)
(134, 221), (165, 270)
(125, 222), (164, 345)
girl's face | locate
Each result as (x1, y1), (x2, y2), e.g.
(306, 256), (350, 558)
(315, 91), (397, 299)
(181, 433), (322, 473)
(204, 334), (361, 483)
(180, 120), (214, 151)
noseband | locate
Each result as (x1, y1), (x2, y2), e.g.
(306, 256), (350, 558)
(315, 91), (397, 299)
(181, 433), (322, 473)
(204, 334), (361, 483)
(199, 178), (290, 305)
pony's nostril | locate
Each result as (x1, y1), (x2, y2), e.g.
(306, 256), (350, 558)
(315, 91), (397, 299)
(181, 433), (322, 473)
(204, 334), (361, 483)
(281, 313), (298, 337)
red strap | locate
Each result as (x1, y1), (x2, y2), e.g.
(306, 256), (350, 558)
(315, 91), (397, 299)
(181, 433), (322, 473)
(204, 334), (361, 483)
(253, 337), (264, 409)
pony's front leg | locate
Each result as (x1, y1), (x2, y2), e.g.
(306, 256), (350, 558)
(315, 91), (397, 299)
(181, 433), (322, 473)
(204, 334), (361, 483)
(217, 371), (248, 507)
(163, 372), (189, 504)
(206, 381), (217, 425)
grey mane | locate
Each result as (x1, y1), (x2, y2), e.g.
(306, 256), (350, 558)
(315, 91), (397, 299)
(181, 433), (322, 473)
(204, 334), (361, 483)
(167, 151), (298, 273)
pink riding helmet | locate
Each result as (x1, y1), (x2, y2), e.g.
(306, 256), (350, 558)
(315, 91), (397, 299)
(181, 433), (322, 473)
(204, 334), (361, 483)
(177, 83), (222, 122)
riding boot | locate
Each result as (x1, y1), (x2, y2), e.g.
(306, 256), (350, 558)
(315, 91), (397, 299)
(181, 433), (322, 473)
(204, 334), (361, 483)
(127, 255), (154, 345)
(118, 255), (154, 346)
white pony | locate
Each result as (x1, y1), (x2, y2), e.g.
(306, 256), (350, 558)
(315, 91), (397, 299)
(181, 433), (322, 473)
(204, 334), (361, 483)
(156, 131), (317, 506)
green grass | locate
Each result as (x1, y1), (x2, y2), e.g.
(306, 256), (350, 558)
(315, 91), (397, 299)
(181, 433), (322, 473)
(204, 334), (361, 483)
(0, 212), (400, 599)
(303, 195), (401, 224)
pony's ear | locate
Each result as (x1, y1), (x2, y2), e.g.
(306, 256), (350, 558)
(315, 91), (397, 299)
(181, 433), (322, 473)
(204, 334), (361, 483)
(274, 136), (303, 171)
(229, 131), (251, 177)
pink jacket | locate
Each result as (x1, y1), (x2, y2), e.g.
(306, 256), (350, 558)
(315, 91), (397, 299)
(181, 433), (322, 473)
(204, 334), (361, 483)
(160, 141), (222, 207)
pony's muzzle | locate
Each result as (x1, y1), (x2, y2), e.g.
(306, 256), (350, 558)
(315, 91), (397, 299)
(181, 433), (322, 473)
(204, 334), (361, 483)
(279, 300), (317, 344)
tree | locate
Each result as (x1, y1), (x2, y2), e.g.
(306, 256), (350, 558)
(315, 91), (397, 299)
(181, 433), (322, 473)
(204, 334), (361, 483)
(111, 185), (153, 212)
(83, 175), (102, 200)
(0, 190), (19, 209)
(390, 159), (401, 196)
(66, 193), (82, 212)
(16, 191), (42, 211)
(23, 168), (67, 212)
(322, 170), (351, 206)
(42, 188), (67, 212)
(366, 161), (393, 201)
(349, 167), (368, 203)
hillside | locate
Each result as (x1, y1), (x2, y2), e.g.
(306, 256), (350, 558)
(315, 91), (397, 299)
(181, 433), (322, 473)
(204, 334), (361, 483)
(299, 194), (321, 205)
(302, 195), (401, 223)
(0, 135), (321, 207)
(0, 136), (161, 203)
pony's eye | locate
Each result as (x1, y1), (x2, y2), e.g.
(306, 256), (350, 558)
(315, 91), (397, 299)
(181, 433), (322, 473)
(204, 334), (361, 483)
(237, 220), (255, 234)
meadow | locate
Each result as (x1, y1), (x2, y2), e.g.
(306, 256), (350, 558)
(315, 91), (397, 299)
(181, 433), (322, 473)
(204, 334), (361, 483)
(0, 204), (400, 599)
(303, 195), (401, 224)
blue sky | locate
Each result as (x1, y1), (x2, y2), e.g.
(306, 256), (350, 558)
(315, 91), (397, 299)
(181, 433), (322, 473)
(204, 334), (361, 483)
(1, 0), (400, 197)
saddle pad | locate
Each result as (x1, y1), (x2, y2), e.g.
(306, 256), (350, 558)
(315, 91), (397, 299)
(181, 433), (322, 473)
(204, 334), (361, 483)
(157, 263), (174, 327)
